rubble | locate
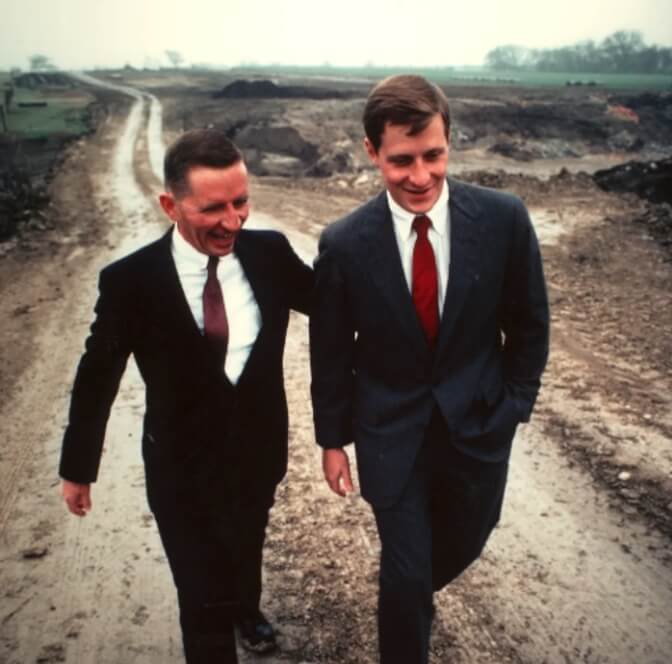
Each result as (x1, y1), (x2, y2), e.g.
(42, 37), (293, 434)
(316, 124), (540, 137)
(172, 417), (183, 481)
(594, 158), (672, 204)
(0, 169), (50, 241)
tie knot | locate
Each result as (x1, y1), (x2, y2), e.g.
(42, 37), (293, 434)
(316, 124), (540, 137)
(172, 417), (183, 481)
(207, 255), (219, 276)
(413, 215), (431, 237)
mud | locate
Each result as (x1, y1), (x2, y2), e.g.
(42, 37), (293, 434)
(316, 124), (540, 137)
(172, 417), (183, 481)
(213, 79), (354, 100)
(594, 157), (672, 204)
(1, 71), (671, 664)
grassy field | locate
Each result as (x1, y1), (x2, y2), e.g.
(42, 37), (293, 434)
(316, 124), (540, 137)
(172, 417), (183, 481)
(1, 71), (93, 138)
(231, 64), (672, 91)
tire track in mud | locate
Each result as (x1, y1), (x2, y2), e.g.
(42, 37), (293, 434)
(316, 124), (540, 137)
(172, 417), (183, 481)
(0, 77), (173, 664)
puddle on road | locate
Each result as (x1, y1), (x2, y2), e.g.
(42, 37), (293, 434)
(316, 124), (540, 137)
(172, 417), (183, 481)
(529, 207), (566, 245)
(147, 94), (165, 183)
(78, 73), (166, 256)
(113, 93), (153, 222)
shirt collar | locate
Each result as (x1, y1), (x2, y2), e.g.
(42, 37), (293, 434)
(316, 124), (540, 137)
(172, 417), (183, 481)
(386, 180), (450, 240)
(172, 225), (209, 270)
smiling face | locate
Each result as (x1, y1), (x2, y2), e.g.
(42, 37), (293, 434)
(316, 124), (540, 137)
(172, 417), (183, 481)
(159, 161), (250, 257)
(365, 113), (449, 215)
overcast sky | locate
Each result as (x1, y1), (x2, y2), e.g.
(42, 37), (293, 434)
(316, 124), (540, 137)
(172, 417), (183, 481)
(2, 0), (671, 70)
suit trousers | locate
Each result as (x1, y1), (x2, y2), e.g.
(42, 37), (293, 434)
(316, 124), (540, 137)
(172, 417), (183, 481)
(371, 410), (509, 664)
(146, 448), (276, 664)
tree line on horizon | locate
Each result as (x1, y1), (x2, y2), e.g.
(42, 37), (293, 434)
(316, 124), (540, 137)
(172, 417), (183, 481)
(485, 31), (672, 74)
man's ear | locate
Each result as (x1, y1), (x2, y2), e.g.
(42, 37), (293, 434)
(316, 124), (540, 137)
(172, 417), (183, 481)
(364, 137), (379, 165)
(159, 192), (178, 222)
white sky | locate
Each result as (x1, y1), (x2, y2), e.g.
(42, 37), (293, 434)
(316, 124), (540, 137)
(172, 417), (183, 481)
(2, 0), (671, 70)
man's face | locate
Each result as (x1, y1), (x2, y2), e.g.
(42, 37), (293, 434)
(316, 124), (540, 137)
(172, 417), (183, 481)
(159, 161), (250, 257)
(365, 113), (449, 215)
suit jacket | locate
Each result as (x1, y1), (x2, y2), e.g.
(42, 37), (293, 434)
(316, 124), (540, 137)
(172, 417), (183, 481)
(310, 178), (549, 508)
(59, 227), (313, 501)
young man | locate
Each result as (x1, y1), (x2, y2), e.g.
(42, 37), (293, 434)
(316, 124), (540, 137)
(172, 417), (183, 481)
(60, 129), (313, 663)
(310, 75), (549, 663)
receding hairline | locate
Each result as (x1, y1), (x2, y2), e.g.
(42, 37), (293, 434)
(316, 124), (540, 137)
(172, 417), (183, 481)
(163, 128), (244, 196)
(168, 158), (247, 195)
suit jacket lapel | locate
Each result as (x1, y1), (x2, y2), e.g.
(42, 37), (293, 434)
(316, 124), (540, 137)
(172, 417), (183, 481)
(360, 192), (429, 349)
(145, 228), (222, 365)
(231, 231), (275, 385)
(233, 230), (271, 326)
(435, 178), (481, 355)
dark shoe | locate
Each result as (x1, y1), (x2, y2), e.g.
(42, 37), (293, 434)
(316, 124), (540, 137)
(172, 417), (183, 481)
(236, 609), (277, 654)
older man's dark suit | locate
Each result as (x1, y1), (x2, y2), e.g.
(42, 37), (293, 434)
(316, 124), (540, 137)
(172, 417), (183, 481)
(60, 227), (313, 662)
(310, 178), (549, 662)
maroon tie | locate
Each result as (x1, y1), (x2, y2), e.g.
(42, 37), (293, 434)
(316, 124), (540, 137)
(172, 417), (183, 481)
(412, 215), (439, 346)
(203, 256), (228, 358)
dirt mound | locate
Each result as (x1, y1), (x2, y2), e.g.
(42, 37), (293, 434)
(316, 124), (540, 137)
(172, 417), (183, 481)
(231, 125), (319, 176)
(488, 139), (581, 161)
(0, 136), (68, 241)
(452, 92), (672, 156)
(609, 92), (672, 113)
(607, 93), (672, 148)
(594, 158), (672, 254)
(213, 79), (349, 100)
(0, 169), (50, 241)
(594, 158), (672, 204)
(634, 203), (672, 253)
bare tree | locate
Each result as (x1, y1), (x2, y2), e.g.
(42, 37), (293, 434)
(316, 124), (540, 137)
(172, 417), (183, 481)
(165, 50), (184, 68)
(485, 45), (530, 70)
(484, 31), (672, 74)
(29, 54), (56, 71)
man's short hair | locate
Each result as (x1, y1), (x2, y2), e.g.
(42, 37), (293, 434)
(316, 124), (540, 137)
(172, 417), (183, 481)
(363, 75), (451, 152)
(164, 128), (243, 196)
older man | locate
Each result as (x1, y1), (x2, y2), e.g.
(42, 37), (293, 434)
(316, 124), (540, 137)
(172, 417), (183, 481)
(60, 129), (313, 663)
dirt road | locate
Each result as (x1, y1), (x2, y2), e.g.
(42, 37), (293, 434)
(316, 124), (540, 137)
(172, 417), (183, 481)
(1, 77), (671, 664)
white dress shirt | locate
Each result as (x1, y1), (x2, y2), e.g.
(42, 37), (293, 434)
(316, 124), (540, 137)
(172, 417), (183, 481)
(387, 182), (451, 316)
(171, 228), (261, 385)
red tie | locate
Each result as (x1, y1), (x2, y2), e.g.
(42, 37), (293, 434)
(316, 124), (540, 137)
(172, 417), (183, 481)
(203, 256), (229, 359)
(412, 215), (439, 346)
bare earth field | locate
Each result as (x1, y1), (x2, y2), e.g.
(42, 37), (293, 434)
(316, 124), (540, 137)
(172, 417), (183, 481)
(0, 71), (671, 664)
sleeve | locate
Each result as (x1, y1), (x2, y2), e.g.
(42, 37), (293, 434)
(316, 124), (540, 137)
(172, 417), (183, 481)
(59, 268), (132, 483)
(309, 232), (356, 448)
(500, 198), (550, 421)
(277, 233), (314, 315)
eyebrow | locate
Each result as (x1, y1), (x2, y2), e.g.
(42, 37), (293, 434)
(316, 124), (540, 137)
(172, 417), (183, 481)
(200, 202), (226, 212)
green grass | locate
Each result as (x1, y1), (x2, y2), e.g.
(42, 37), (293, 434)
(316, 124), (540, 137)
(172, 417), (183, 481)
(6, 98), (90, 137)
(231, 64), (672, 91)
(1, 74), (91, 137)
(445, 68), (672, 90)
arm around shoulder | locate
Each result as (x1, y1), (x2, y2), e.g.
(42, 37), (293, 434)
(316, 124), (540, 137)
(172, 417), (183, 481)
(285, 236), (314, 316)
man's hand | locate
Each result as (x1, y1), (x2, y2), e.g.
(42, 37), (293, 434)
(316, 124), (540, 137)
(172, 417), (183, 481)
(62, 480), (92, 516)
(323, 448), (354, 497)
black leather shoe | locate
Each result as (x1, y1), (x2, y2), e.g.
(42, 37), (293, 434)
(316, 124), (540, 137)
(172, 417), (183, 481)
(236, 609), (277, 654)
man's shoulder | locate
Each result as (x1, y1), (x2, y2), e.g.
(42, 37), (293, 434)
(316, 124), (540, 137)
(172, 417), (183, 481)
(450, 177), (526, 216)
(100, 231), (171, 280)
(238, 227), (289, 249)
(321, 191), (386, 245)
